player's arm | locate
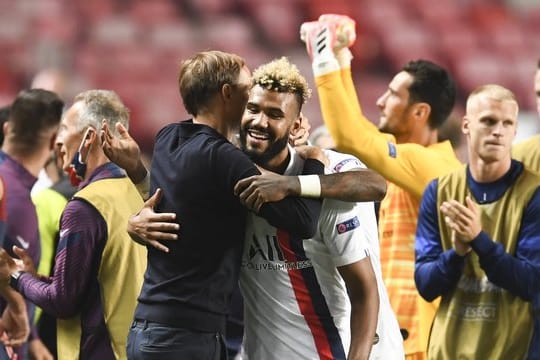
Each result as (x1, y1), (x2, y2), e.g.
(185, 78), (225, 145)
(339, 258), (379, 360)
(415, 180), (466, 301)
(315, 71), (455, 199)
(0, 281), (29, 347)
(11, 201), (105, 318)
(218, 143), (323, 239)
(101, 120), (149, 198)
(234, 169), (386, 212)
(466, 189), (540, 301)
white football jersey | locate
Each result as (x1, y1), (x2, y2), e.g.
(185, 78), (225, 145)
(239, 148), (404, 359)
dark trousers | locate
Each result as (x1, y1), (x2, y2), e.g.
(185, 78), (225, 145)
(127, 320), (228, 360)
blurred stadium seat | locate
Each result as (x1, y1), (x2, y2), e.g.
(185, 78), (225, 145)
(0, 0), (537, 153)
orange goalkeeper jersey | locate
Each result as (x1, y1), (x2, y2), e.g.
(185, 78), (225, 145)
(315, 69), (461, 357)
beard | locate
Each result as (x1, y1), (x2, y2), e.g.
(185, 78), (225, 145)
(239, 127), (290, 166)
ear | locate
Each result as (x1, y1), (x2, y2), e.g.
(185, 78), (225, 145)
(221, 83), (233, 101)
(48, 130), (58, 151)
(412, 102), (430, 123)
(461, 116), (470, 135)
(289, 113), (303, 136)
(81, 127), (98, 154)
(2, 121), (9, 136)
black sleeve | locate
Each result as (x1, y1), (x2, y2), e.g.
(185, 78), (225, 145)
(258, 159), (323, 239)
(213, 141), (323, 239)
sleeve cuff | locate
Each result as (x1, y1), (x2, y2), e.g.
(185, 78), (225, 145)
(302, 159), (324, 175)
(470, 231), (497, 256)
(443, 249), (466, 266)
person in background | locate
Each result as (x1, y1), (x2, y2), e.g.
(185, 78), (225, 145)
(512, 58), (540, 171)
(309, 124), (336, 149)
(0, 89), (63, 359)
(415, 84), (540, 359)
(31, 150), (77, 358)
(0, 89), (147, 360)
(301, 14), (461, 358)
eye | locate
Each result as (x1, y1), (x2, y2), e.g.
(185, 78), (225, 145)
(268, 111), (284, 119)
(246, 104), (258, 114)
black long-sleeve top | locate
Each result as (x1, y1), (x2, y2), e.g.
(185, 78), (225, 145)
(135, 121), (323, 333)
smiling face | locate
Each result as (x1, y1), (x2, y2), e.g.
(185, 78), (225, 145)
(239, 85), (301, 169)
(463, 93), (518, 165)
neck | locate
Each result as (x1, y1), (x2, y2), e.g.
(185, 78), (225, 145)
(194, 109), (236, 140)
(396, 126), (438, 146)
(468, 155), (511, 183)
(1, 143), (51, 177)
(82, 148), (110, 182)
(261, 148), (290, 174)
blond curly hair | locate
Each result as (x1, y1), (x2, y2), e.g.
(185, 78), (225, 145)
(252, 57), (311, 110)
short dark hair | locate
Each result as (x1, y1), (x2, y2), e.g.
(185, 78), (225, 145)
(0, 105), (10, 146)
(8, 89), (63, 153)
(178, 50), (245, 116)
(402, 60), (456, 129)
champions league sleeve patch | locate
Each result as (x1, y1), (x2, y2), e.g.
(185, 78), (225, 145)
(336, 216), (360, 234)
(333, 158), (363, 173)
(387, 141), (397, 158)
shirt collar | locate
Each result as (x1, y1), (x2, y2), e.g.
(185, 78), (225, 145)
(0, 150), (37, 191)
(78, 162), (126, 190)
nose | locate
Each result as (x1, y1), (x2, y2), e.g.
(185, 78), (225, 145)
(251, 111), (268, 128)
(376, 91), (388, 109)
(492, 121), (504, 137)
(55, 132), (64, 148)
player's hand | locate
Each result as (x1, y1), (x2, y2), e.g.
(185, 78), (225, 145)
(451, 232), (471, 257)
(101, 120), (147, 183)
(440, 196), (481, 243)
(234, 172), (297, 212)
(28, 338), (53, 360)
(295, 145), (329, 167)
(11, 247), (35, 276)
(128, 188), (179, 253)
(0, 291), (29, 348)
(0, 250), (17, 286)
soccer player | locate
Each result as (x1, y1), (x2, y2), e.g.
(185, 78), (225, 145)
(122, 57), (402, 359)
(0, 90), (147, 359)
(300, 14), (461, 358)
(415, 84), (540, 359)
(512, 57), (540, 171)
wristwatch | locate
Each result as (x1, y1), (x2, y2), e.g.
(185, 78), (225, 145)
(9, 271), (24, 289)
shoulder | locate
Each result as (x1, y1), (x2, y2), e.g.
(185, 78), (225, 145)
(513, 134), (540, 152)
(324, 149), (366, 173)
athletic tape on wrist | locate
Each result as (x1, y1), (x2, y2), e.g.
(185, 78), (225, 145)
(299, 175), (321, 198)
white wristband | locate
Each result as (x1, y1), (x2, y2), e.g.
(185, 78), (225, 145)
(298, 175), (321, 198)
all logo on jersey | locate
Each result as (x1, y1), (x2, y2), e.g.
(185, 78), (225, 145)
(336, 216), (360, 234)
(243, 233), (312, 271)
(248, 234), (285, 262)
